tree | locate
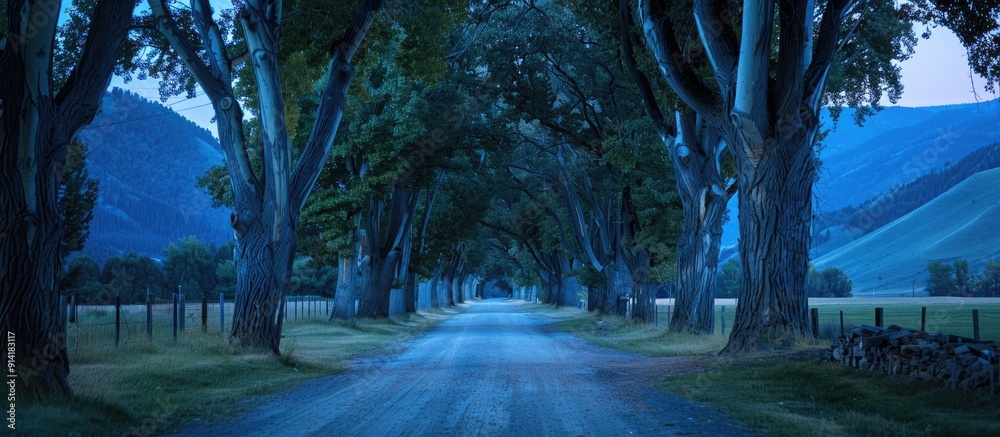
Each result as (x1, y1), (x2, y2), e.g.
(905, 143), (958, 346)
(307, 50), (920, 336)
(102, 252), (166, 303)
(807, 266), (853, 298)
(978, 262), (1000, 297)
(1, 0), (140, 396)
(715, 257), (741, 299)
(61, 255), (103, 302)
(141, 0), (388, 352)
(164, 236), (216, 296)
(953, 258), (971, 296)
(638, 0), (916, 352)
(926, 261), (955, 296)
(615, 0), (733, 333)
(59, 139), (99, 260)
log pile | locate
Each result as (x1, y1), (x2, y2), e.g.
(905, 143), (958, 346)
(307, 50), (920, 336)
(827, 325), (999, 395)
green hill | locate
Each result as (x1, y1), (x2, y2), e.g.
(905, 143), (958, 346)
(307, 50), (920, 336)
(813, 168), (1000, 296)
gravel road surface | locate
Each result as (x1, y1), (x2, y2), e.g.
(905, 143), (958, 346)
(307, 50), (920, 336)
(172, 299), (751, 436)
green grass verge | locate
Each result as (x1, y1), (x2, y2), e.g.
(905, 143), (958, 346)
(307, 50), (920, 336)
(18, 310), (455, 436)
(521, 303), (726, 356)
(661, 353), (1000, 436)
(526, 302), (1000, 436)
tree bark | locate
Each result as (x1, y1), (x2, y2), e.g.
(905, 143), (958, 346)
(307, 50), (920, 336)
(357, 250), (401, 318)
(723, 134), (815, 352)
(429, 264), (443, 308)
(630, 251), (657, 323)
(331, 255), (357, 320)
(229, 219), (297, 352)
(403, 268), (417, 314)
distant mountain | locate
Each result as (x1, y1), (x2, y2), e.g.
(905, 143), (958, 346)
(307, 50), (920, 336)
(817, 100), (1000, 209)
(813, 168), (1000, 296)
(76, 88), (231, 264)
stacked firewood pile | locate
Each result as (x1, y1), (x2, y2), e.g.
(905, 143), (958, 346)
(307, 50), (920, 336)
(827, 325), (999, 395)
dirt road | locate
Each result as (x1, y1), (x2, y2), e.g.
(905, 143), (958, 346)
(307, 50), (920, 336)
(174, 299), (750, 436)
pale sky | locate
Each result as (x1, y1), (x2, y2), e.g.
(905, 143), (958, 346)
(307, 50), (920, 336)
(110, 24), (995, 138)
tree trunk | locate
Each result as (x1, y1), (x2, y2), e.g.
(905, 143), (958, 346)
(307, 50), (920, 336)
(229, 219), (297, 353)
(630, 251), (657, 323)
(403, 268), (417, 314)
(671, 191), (727, 334)
(357, 251), (400, 318)
(429, 265), (443, 308)
(1, 0), (137, 397)
(331, 255), (357, 320)
(452, 270), (465, 304)
(724, 135), (815, 352)
(557, 258), (580, 308)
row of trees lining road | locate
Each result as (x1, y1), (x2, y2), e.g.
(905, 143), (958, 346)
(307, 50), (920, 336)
(5, 0), (999, 397)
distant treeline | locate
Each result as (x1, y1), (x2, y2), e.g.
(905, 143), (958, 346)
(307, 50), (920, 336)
(63, 236), (335, 304)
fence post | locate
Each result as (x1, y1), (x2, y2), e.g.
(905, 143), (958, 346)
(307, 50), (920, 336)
(921, 307), (927, 331)
(220, 293), (225, 333)
(295, 297), (299, 320)
(146, 289), (153, 339)
(721, 306), (726, 337)
(181, 293), (188, 330)
(172, 292), (178, 341)
(309, 297), (312, 318)
(202, 294), (208, 332)
(973, 309), (980, 341)
(59, 295), (68, 333)
(810, 308), (820, 338)
(839, 311), (845, 338)
(875, 307), (884, 328)
(68, 294), (76, 324)
(114, 294), (121, 348)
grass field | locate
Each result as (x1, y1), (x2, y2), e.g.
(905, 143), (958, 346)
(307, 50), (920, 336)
(20, 307), (458, 436)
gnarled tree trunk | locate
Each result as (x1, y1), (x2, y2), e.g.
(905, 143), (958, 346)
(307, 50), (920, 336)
(723, 135), (815, 352)
(1, 0), (137, 397)
(229, 219), (297, 352)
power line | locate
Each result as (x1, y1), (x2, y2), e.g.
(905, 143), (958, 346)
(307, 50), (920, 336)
(82, 102), (214, 130)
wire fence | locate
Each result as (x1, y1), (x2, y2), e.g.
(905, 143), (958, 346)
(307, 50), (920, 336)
(653, 301), (1000, 342)
(64, 294), (335, 354)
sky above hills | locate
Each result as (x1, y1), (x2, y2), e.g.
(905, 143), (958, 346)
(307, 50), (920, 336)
(110, 24), (996, 137)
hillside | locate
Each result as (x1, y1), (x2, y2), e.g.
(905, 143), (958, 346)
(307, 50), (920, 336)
(813, 168), (1000, 296)
(76, 88), (231, 263)
(818, 100), (1000, 209)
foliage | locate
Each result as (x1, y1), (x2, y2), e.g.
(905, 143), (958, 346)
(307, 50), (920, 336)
(926, 260), (957, 296)
(807, 266), (853, 298)
(979, 262), (1000, 297)
(164, 236), (218, 297)
(59, 139), (99, 260)
(715, 258), (742, 299)
(100, 252), (167, 303)
(61, 255), (104, 300)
